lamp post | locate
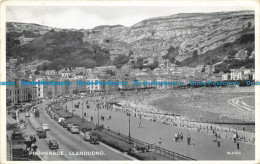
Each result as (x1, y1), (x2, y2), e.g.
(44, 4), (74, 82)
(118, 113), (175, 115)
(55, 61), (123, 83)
(72, 98), (74, 116)
(98, 104), (100, 126)
(82, 102), (84, 122)
(127, 111), (131, 144)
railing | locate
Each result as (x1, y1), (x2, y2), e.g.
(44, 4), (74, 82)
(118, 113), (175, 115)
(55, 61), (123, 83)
(155, 146), (195, 160)
(102, 126), (195, 160)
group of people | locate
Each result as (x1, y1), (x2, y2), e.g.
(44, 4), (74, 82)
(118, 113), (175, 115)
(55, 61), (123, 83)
(174, 132), (184, 142)
(25, 135), (38, 152)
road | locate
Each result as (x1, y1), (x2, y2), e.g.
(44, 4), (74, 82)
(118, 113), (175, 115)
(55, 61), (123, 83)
(21, 102), (130, 160)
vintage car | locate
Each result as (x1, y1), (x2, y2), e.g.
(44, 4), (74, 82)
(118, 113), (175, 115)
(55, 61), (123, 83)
(49, 140), (59, 149)
(11, 129), (23, 140)
(42, 124), (49, 131)
(58, 118), (65, 124)
(70, 126), (80, 134)
(25, 112), (30, 117)
(54, 114), (59, 121)
(90, 135), (99, 144)
(67, 123), (74, 131)
(83, 131), (92, 141)
(36, 127), (46, 138)
(60, 120), (66, 127)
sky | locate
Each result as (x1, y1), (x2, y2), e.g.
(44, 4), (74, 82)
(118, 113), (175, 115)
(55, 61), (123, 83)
(6, 5), (254, 29)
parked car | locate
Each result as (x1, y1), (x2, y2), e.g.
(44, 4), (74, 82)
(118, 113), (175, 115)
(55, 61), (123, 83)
(25, 112), (30, 117)
(90, 135), (99, 144)
(42, 124), (49, 131)
(83, 131), (92, 141)
(36, 127), (46, 138)
(54, 115), (59, 121)
(60, 120), (66, 127)
(81, 127), (92, 133)
(49, 140), (59, 149)
(34, 109), (40, 118)
(70, 126), (80, 134)
(50, 112), (55, 119)
(67, 123), (74, 131)
(11, 129), (23, 140)
(58, 118), (65, 124)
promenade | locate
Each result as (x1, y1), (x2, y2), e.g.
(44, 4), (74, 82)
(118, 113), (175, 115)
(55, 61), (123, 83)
(63, 97), (255, 160)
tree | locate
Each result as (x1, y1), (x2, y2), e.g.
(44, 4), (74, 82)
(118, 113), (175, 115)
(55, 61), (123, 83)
(201, 65), (206, 73)
(113, 55), (129, 68)
(34, 69), (40, 75)
(248, 21), (252, 28)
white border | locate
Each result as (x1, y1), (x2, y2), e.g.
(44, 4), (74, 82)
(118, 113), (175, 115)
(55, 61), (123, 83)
(0, 0), (259, 164)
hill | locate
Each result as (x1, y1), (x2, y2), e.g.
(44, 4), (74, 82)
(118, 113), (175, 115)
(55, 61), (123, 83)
(7, 30), (110, 70)
(6, 10), (255, 70)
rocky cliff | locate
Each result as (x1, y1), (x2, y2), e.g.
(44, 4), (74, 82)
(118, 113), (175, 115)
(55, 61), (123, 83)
(83, 10), (254, 64)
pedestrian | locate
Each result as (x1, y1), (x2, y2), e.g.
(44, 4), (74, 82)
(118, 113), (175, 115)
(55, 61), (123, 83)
(192, 139), (195, 146)
(217, 137), (220, 147)
(237, 142), (240, 149)
(158, 138), (162, 147)
(32, 144), (38, 152)
(174, 133), (178, 142)
(233, 133), (237, 143)
(187, 134), (191, 145)
(33, 135), (37, 143)
(180, 133), (183, 141)
(30, 135), (33, 142)
(24, 121), (27, 129)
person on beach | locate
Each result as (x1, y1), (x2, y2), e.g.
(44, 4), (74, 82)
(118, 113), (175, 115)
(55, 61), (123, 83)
(158, 138), (162, 147)
(180, 133), (183, 141)
(192, 139), (195, 146)
(174, 133), (178, 142)
(187, 134), (191, 145)
(237, 142), (240, 149)
(233, 132), (237, 143)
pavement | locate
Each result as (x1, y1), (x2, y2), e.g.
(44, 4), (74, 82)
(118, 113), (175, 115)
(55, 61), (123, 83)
(65, 97), (255, 160)
(18, 102), (130, 160)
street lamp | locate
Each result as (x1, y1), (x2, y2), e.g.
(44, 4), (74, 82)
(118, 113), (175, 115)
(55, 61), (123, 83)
(97, 104), (100, 126)
(71, 99), (74, 116)
(82, 102), (84, 123)
(127, 111), (131, 144)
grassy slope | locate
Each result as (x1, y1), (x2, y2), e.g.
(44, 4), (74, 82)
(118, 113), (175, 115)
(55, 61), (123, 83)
(7, 31), (110, 69)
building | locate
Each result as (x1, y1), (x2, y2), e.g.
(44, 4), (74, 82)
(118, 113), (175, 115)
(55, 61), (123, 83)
(109, 49), (128, 60)
(230, 69), (242, 80)
(222, 73), (231, 81)
(45, 70), (57, 76)
(74, 67), (86, 75)
(94, 66), (117, 75)
(35, 77), (49, 99)
(61, 69), (72, 78)
(18, 34), (35, 45)
(234, 49), (248, 60)
(86, 73), (103, 93)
